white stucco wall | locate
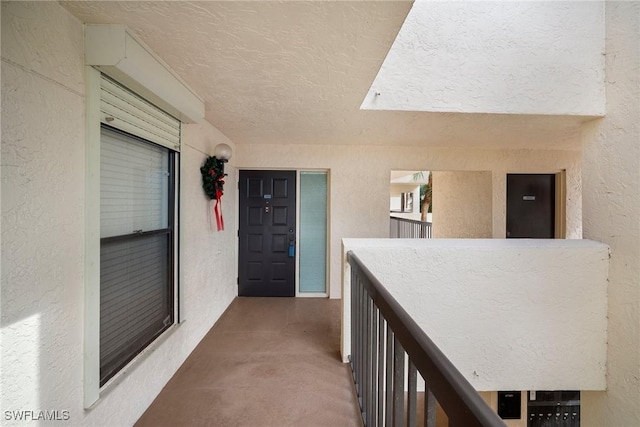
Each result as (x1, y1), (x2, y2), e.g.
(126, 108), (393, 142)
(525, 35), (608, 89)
(1, 2), (237, 425)
(389, 183), (420, 214)
(341, 239), (609, 392)
(237, 145), (582, 298)
(362, 1), (605, 116)
(432, 171), (492, 238)
(581, 3), (640, 426)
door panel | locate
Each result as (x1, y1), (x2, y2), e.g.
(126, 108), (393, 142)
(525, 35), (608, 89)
(239, 170), (296, 296)
(506, 174), (555, 238)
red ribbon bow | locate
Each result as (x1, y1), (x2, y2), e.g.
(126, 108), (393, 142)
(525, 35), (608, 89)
(214, 189), (224, 231)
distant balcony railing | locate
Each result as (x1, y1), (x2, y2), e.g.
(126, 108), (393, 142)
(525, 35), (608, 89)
(348, 251), (505, 427)
(390, 216), (432, 239)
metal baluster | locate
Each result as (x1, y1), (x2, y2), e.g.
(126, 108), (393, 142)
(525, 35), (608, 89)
(407, 360), (417, 427)
(385, 326), (394, 427)
(351, 268), (356, 382)
(356, 275), (360, 388)
(378, 312), (385, 425)
(393, 337), (405, 427)
(363, 292), (370, 425)
(358, 278), (365, 414)
(356, 275), (362, 405)
(424, 388), (436, 427)
(370, 303), (378, 427)
(348, 252), (505, 427)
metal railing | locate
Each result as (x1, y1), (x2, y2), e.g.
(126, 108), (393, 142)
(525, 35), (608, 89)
(390, 216), (432, 239)
(348, 251), (506, 427)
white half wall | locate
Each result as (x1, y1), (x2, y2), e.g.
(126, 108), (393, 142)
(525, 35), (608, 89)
(1, 2), (237, 425)
(362, 1), (605, 116)
(341, 239), (609, 392)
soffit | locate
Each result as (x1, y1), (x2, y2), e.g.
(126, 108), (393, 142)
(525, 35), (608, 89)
(62, 1), (585, 150)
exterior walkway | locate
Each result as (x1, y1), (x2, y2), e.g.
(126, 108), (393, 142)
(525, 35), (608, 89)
(135, 297), (362, 427)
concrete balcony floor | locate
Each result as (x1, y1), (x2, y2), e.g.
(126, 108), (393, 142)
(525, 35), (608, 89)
(135, 297), (362, 427)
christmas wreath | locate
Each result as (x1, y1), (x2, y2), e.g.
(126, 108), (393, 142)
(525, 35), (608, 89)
(200, 156), (227, 230)
(200, 156), (226, 200)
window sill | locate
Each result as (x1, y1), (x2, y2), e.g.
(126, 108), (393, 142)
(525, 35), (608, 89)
(85, 322), (182, 412)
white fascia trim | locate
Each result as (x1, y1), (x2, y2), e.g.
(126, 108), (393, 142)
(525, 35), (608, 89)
(85, 24), (204, 124)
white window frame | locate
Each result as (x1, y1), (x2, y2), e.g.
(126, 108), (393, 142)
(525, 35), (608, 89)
(83, 67), (181, 407)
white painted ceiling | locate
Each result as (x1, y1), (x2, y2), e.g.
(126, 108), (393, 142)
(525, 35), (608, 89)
(62, 1), (586, 149)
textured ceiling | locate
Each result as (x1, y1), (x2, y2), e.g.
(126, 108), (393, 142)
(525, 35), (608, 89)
(62, 1), (586, 149)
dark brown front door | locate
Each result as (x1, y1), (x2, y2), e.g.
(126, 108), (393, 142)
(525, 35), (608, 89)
(238, 170), (296, 296)
(506, 174), (555, 238)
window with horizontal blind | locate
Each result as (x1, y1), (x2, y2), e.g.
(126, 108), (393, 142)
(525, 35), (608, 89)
(99, 86), (179, 385)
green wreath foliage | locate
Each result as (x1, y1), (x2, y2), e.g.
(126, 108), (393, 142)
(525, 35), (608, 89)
(200, 156), (226, 200)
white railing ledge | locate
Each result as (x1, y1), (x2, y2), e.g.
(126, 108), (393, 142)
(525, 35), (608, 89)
(341, 238), (609, 392)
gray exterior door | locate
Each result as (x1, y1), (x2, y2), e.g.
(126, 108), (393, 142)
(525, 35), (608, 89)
(238, 170), (296, 296)
(506, 174), (555, 238)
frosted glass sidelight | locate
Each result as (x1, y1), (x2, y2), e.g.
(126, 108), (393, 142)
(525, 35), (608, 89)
(299, 172), (327, 293)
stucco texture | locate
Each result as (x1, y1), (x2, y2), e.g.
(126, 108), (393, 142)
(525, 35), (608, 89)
(580, 2), (640, 426)
(342, 239), (609, 392)
(59, 0), (591, 152)
(1, 2), (237, 425)
(2, 1), (86, 417)
(432, 171), (493, 238)
(363, 1), (605, 117)
(8, 0), (637, 424)
(237, 144), (582, 298)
